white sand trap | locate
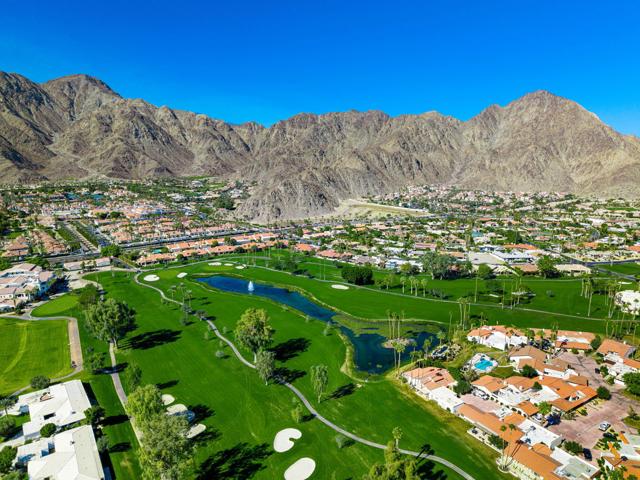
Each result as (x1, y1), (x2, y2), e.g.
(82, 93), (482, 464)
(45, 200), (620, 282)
(235, 265), (246, 270)
(273, 428), (302, 453)
(186, 423), (206, 439)
(177, 272), (188, 278)
(284, 458), (316, 480)
(224, 263), (234, 266)
(143, 274), (160, 282)
(161, 394), (175, 406)
(166, 404), (187, 416)
(331, 284), (349, 290)
(209, 262), (222, 266)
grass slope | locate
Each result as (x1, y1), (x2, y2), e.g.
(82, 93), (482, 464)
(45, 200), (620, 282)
(0, 317), (71, 395)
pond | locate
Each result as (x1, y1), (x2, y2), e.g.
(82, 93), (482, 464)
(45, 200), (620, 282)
(197, 275), (437, 374)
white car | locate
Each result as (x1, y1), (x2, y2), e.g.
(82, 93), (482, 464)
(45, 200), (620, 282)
(599, 422), (611, 432)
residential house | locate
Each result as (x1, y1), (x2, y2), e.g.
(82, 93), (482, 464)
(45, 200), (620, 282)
(467, 325), (528, 351)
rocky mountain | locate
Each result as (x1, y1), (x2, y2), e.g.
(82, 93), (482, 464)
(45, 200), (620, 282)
(1, 71), (639, 219)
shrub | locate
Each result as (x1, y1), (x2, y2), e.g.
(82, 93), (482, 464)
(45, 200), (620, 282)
(30, 375), (50, 390)
(0, 416), (17, 438)
(335, 434), (352, 449)
(39, 423), (56, 438)
(340, 265), (373, 285)
(215, 350), (225, 359)
(597, 386), (611, 400)
(564, 440), (583, 455)
(453, 380), (472, 395)
(521, 364), (538, 378)
(0, 446), (17, 474)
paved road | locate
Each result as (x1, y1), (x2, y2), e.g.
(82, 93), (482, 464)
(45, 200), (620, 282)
(2, 314), (84, 396)
(135, 269), (476, 480)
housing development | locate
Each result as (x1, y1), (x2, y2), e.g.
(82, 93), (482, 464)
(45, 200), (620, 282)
(0, 178), (639, 480)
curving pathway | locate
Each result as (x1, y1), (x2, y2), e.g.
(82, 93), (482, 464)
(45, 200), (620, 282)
(134, 270), (476, 480)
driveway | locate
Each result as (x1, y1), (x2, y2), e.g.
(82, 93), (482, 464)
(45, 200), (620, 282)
(557, 352), (606, 388)
(549, 396), (639, 450)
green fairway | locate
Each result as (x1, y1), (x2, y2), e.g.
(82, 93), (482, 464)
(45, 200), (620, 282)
(162, 257), (617, 334)
(598, 262), (640, 279)
(32, 293), (79, 317)
(90, 267), (510, 479)
(0, 317), (72, 395)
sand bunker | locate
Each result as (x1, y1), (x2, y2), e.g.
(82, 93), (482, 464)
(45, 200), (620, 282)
(284, 458), (316, 480)
(161, 394), (175, 406)
(209, 262), (222, 266)
(331, 284), (349, 290)
(177, 272), (188, 278)
(166, 404), (187, 415)
(186, 424), (206, 439)
(143, 274), (160, 282)
(273, 428), (302, 453)
(224, 263), (234, 266)
(235, 265), (246, 269)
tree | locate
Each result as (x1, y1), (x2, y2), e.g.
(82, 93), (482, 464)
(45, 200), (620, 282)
(363, 441), (419, 480)
(85, 298), (135, 348)
(0, 446), (17, 475)
(310, 364), (329, 403)
(30, 375), (50, 390)
(477, 264), (494, 280)
(453, 380), (472, 395)
(538, 401), (552, 416)
(96, 435), (110, 454)
(521, 364), (538, 378)
(86, 352), (104, 374)
(234, 308), (274, 362)
(537, 256), (559, 278)
(563, 440), (583, 455)
(0, 416), (17, 438)
(591, 335), (603, 351)
(625, 372), (640, 396)
(291, 403), (304, 424)
(78, 284), (99, 308)
(0, 396), (16, 416)
(101, 244), (122, 257)
(84, 406), (105, 427)
(340, 265), (374, 285)
(126, 362), (143, 390)
(392, 426), (403, 448)
(139, 413), (192, 480)
(40, 423), (56, 437)
(126, 384), (164, 430)
(597, 386), (612, 400)
(255, 349), (276, 385)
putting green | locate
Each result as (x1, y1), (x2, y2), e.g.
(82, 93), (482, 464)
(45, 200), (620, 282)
(0, 318), (72, 395)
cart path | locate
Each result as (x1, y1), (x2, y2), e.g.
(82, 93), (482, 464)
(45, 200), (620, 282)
(134, 271), (476, 480)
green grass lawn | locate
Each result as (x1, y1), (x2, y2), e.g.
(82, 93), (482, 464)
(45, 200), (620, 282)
(0, 317), (72, 395)
(167, 257), (616, 334)
(96, 268), (509, 479)
(32, 293), (79, 317)
(598, 262), (640, 279)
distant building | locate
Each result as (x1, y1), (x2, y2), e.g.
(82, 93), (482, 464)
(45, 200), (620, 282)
(0, 263), (56, 311)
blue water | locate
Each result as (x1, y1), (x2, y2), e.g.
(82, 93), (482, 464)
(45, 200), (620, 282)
(475, 359), (494, 371)
(197, 275), (436, 374)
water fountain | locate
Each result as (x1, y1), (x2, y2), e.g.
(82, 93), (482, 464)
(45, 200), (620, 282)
(248, 280), (255, 292)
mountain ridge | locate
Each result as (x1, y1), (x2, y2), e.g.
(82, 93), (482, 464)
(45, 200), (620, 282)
(1, 71), (638, 220)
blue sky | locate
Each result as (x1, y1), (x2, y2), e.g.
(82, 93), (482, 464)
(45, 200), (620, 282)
(2, 0), (639, 134)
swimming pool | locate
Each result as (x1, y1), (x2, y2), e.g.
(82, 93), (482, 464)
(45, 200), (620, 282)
(474, 358), (495, 371)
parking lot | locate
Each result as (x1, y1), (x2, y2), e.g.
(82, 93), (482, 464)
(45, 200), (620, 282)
(548, 392), (638, 451)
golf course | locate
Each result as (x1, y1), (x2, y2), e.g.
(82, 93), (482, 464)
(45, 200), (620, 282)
(8, 253), (633, 479)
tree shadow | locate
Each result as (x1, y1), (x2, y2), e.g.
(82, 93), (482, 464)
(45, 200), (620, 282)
(109, 441), (132, 453)
(197, 442), (272, 479)
(415, 443), (447, 480)
(271, 337), (311, 362)
(102, 414), (128, 427)
(111, 362), (129, 373)
(330, 382), (356, 400)
(128, 329), (181, 350)
(274, 367), (306, 383)
(156, 379), (179, 389)
(189, 404), (214, 422)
